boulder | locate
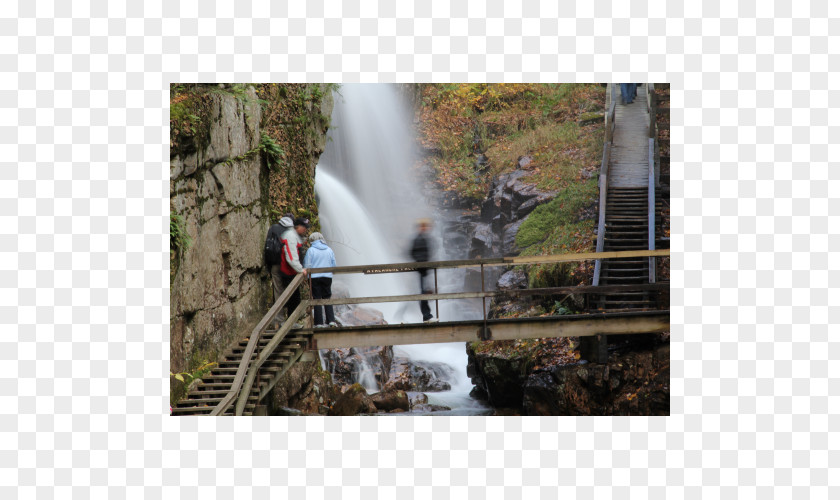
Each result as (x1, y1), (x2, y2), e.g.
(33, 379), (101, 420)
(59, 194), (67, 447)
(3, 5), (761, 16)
(469, 223), (496, 258)
(337, 305), (386, 326)
(408, 392), (429, 408)
(370, 389), (410, 412)
(386, 356), (455, 392)
(328, 383), (377, 416)
(515, 194), (552, 219)
(496, 269), (527, 290)
(480, 197), (499, 223)
(502, 218), (526, 256)
(267, 361), (337, 416)
(577, 112), (604, 126)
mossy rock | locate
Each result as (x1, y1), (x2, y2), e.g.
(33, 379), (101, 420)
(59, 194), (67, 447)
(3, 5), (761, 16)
(578, 112), (604, 126)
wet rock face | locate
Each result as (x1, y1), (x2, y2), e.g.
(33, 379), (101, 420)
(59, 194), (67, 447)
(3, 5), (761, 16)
(267, 361), (336, 415)
(522, 342), (670, 416)
(170, 87), (267, 375)
(466, 344), (534, 409)
(386, 356), (454, 392)
(328, 383), (377, 416)
(496, 269), (527, 290)
(469, 223), (496, 258)
(466, 338), (670, 415)
(464, 169), (557, 284)
(320, 346), (393, 391)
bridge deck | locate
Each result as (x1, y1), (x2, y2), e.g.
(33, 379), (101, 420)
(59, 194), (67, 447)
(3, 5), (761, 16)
(306, 310), (669, 349)
(609, 83), (650, 188)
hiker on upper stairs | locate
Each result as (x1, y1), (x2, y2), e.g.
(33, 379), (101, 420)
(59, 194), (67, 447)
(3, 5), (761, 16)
(620, 83), (637, 105)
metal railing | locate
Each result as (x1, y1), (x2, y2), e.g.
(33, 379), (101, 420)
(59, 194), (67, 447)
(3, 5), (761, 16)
(592, 83), (618, 286)
(647, 83), (657, 283)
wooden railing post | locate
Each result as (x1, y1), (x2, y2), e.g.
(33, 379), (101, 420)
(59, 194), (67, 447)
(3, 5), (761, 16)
(647, 83), (656, 284)
(434, 267), (439, 320)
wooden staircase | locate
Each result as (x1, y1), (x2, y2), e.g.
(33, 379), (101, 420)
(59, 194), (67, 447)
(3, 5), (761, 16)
(171, 274), (311, 416)
(172, 327), (312, 416)
(596, 187), (663, 312)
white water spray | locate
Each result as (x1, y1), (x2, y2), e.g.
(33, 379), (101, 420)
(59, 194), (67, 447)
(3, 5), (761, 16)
(315, 84), (484, 411)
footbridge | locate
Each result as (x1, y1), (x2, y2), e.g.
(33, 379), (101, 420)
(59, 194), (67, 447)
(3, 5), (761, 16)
(172, 249), (669, 416)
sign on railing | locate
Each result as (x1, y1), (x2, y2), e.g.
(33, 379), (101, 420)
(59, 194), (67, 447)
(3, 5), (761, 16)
(364, 267), (415, 274)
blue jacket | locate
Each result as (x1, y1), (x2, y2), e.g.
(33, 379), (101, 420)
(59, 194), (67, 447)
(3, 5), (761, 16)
(303, 240), (336, 278)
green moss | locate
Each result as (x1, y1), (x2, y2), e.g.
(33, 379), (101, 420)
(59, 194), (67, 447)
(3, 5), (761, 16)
(578, 111), (604, 125)
(170, 211), (191, 254)
(516, 178), (597, 248)
(515, 177), (598, 288)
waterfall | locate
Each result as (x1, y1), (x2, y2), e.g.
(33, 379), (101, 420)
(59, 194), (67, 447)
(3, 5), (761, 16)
(315, 84), (483, 411)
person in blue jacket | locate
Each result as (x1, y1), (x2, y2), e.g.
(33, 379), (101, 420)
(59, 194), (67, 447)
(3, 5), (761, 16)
(303, 232), (338, 327)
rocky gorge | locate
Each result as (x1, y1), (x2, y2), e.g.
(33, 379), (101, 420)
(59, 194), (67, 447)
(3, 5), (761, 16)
(170, 84), (668, 416)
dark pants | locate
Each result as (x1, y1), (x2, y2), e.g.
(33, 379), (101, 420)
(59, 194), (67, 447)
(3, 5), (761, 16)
(418, 269), (432, 321)
(311, 277), (335, 325)
(279, 272), (301, 318)
(620, 83), (636, 104)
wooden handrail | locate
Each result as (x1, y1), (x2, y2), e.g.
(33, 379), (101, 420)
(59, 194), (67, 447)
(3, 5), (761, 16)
(235, 300), (309, 415)
(308, 249), (669, 275)
(310, 282), (670, 307)
(210, 273), (305, 416)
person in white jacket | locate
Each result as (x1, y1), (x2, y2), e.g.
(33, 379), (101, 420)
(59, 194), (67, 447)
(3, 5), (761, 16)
(265, 216), (309, 322)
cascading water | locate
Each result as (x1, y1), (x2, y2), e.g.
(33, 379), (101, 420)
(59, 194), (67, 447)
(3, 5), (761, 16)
(315, 84), (489, 414)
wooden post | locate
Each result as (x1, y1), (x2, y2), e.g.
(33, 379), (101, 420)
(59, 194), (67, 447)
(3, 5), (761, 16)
(481, 263), (488, 340)
(579, 334), (608, 364)
(434, 267), (439, 320)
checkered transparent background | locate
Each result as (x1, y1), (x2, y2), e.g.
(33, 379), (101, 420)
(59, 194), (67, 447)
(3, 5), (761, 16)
(2, 0), (837, 497)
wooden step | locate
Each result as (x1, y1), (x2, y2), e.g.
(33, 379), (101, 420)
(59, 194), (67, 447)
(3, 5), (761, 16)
(177, 396), (258, 407)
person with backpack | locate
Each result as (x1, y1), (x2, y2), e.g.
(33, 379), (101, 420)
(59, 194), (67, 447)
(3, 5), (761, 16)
(410, 218), (437, 323)
(264, 216), (309, 324)
(303, 232), (338, 328)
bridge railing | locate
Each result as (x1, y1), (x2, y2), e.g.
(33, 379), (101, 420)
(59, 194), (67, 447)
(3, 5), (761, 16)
(308, 248), (669, 340)
(208, 248), (670, 415)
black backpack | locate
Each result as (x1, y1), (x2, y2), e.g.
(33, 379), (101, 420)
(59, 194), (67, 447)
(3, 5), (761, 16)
(264, 230), (284, 267)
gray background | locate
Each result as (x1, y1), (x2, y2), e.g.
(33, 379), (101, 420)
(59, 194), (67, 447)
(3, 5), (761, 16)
(2, 0), (836, 497)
